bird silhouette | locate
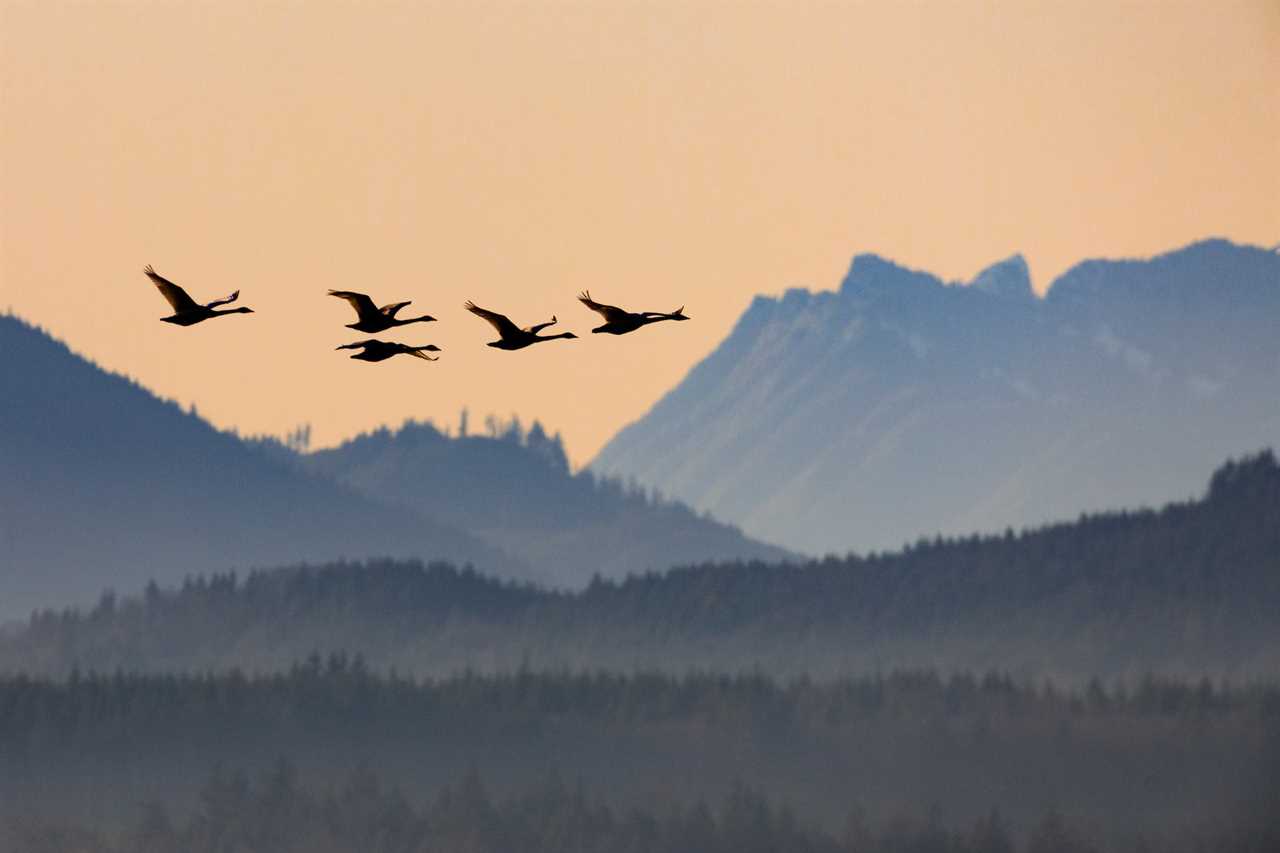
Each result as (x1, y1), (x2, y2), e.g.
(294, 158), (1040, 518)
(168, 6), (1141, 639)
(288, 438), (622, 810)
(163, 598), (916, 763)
(328, 290), (436, 333)
(336, 340), (442, 362)
(464, 301), (578, 350)
(577, 291), (689, 335)
(144, 266), (254, 325)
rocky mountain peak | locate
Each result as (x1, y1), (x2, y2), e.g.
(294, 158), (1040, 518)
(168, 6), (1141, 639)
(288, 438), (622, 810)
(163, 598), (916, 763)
(969, 254), (1034, 301)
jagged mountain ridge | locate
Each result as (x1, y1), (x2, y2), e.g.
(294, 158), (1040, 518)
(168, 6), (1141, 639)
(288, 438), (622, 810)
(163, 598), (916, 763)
(591, 239), (1280, 552)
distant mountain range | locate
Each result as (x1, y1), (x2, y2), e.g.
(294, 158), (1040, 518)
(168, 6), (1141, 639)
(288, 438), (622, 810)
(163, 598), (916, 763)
(592, 239), (1280, 553)
(0, 317), (786, 620)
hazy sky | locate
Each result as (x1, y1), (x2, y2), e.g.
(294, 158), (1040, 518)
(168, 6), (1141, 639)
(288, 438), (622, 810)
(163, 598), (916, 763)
(2, 1), (1276, 464)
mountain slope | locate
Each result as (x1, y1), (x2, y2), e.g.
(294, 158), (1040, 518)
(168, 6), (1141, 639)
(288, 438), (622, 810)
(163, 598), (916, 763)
(6, 451), (1277, 681)
(300, 419), (794, 586)
(592, 239), (1280, 552)
(0, 315), (530, 619)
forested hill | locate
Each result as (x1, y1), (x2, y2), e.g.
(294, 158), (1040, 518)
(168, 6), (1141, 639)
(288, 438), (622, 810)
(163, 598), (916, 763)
(299, 418), (793, 586)
(0, 316), (789, 618)
(5, 451), (1277, 681)
(0, 315), (529, 620)
(592, 239), (1280, 553)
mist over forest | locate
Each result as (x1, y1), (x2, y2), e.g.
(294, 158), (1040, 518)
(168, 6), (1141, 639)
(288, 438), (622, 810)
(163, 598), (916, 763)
(3, 240), (1279, 851)
(5, 451), (1276, 682)
(2, 451), (1278, 850)
(4, 665), (1278, 851)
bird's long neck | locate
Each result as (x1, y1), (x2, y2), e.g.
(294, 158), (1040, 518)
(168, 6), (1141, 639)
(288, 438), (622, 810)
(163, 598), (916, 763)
(538, 332), (575, 341)
(211, 307), (253, 316)
(398, 314), (435, 325)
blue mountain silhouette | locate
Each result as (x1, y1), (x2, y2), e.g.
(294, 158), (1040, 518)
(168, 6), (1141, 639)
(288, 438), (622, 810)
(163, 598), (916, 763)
(0, 315), (532, 618)
(0, 316), (788, 619)
(592, 239), (1280, 552)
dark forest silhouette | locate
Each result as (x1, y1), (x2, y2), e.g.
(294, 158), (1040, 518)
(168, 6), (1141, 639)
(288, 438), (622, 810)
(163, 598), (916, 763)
(11, 760), (1277, 853)
(3, 665), (1277, 850)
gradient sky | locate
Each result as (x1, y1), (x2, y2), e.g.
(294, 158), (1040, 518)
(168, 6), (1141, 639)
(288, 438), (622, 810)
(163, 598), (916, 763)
(2, 1), (1276, 464)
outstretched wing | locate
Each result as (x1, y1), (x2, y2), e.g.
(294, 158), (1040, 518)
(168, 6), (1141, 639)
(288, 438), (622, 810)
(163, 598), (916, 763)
(380, 301), (412, 317)
(464, 301), (522, 339)
(144, 265), (200, 313)
(578, 291), (630, 323)
(328, 290), (381, 320)
(205, 290), (240, 309)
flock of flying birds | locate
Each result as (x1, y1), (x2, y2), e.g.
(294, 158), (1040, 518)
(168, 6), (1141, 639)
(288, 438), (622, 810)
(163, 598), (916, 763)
(143, 265), (690, 362)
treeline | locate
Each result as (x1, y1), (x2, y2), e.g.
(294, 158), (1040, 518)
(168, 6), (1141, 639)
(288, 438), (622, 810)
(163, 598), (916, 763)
(8, 760), (1279, 853)
(3, 666), (1277, 843)
(8, 661), (1273, 741)
(4, 452), (1278, 680)
(261, 415), (677, 524)
(290, 416), (794, 585)
(10, 758), (1280, 850)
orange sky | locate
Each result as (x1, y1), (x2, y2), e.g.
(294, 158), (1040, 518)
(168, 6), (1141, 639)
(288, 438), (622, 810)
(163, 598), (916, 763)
(2, 1), (1277, 465)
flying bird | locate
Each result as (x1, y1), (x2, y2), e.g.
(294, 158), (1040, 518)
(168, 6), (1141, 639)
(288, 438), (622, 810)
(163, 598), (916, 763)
(577, 291), (689, 335)
(336, 340), (442, 362)
(328, 290), (437, 333)
(464, 301), (578, 350)
(144, 266), (254, 326)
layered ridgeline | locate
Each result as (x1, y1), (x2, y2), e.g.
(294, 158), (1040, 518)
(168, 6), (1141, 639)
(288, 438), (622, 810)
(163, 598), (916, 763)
(299, 419), (792, 587)
(0, 315), (527, 620)
(0, 316), (786, 619)
(6, 451), (1276, 681)
(593, 239), (1280, 553)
